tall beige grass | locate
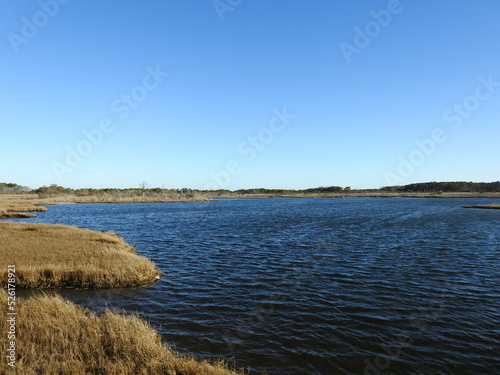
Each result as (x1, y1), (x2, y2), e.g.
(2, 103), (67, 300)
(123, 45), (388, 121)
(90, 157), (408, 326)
(0, 222), (160, 288)
(0, 194), (47, 219)
(0, 290), (243, 375)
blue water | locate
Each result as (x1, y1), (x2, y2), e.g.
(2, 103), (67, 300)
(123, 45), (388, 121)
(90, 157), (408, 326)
(11, 198), (500, 374)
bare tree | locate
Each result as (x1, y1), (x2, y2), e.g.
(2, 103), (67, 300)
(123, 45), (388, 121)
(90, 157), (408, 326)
(139, 181), (150, 196)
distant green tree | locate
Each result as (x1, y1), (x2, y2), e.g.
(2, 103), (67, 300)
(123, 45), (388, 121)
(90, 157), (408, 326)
(0, 182), (31, 193)
(34, 184), (74, 196)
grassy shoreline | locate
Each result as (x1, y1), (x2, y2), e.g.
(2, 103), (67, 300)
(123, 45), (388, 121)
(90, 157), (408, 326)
(0, 222), (160, 288)
(215, 192), (500, 199)
(2, 191), (500, 220)
(462, 204), (500, 209)
(0, 290), (243, 375)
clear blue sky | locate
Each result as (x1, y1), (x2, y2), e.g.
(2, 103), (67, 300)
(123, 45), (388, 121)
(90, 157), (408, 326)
(1, 0), (499, 190)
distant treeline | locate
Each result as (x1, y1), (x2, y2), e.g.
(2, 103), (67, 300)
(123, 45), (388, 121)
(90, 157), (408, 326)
(230, 186), (349, 194)
(381, 181), (500, 193)
(32, 185), (201, 199)
(213, 182), (500, 195)
(0, 184), (351, 197)
(1, 181), (499, 196)
(0, 182), (31, 193)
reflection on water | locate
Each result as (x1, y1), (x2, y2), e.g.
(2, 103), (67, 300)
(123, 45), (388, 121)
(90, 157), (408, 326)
(11, 198), (500, 374)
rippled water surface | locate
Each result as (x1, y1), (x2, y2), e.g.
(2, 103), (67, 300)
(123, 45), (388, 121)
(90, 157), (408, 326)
(13, 198), (500, 374)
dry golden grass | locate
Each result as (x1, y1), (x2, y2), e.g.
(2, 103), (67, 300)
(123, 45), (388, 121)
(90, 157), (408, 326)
(463, 204), (500, 209)
(0, 211), (37, 219)
(0, 194), (47, 219)
(0, 290), (243, 375)
(0, 222), (160, 288)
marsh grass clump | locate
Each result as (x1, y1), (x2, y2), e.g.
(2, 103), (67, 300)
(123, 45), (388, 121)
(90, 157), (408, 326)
(462, 204), (500, 209)
(0, 210), (37, 219)
(0, 290), (243, 375)
(0, 222), (160, 288)
(0, 194), (49, 219)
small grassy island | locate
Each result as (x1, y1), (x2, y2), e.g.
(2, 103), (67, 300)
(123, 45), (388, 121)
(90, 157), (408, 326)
(462, 204), (500, 209)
